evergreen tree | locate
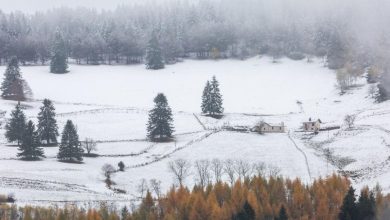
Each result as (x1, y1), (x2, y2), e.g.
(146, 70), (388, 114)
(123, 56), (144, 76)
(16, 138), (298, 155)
(57, 120), (83, 163)
(147, 93), (174, 141)
(37, 99), (59, 145)
(145, 32), (164, 70)
(50, 30), (68, 74)
(339, 186), (358, 220)
(5, 102), (26, 146)
(17, 120), (45, 160)
(278, 205), (288, 220)
(1, 56), (25, 101)
(121, 206), (129, 220)
(201, 80), (212, 114)
(356, 190), (376, 220)
(201, 76), (224, 117)
(232, 201), (255, 220)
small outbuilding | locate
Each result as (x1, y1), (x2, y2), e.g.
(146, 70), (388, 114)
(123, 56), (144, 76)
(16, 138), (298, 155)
(255, 121), (286, 133)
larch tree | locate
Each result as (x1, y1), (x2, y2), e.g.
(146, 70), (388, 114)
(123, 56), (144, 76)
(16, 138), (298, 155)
(201, 76), (223, 118)
(50, 30), (68, 74)
(37, 99), (59, 145)
(17, 120), (45, 160)
(5, 102), (26, 146)
(1, 57), (25, 101)
(147, 93), (174, 141)
(57, 120), (84, 163)
(145, 31), (164, 70)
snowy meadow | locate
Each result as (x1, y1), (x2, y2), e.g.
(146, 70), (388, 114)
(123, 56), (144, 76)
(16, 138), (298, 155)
(0, 56), (389, 206)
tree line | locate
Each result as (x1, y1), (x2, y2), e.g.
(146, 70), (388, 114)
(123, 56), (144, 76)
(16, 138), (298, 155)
(0, 0), (385, 70)
(2, 174), (390, 220)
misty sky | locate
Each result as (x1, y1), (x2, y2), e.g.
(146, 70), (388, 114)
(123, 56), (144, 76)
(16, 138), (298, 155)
(0, 0), (158, 13)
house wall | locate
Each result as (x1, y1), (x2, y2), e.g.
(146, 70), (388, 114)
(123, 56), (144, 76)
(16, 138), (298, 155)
(303, 122), (320, 131)
(261, 125), (285, 133)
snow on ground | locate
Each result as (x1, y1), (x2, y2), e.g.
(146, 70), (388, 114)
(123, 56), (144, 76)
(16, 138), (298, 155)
(0, 56), (390, 206)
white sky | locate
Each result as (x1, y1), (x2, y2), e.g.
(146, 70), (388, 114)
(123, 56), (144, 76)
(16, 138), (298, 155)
(0, 0), (156, 13)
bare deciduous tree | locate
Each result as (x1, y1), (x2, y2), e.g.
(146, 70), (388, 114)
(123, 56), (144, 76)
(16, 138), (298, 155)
(268, 165), (281, 177)
(137, 179), (148, 198)
(194, 159), (211, 188)
(168, 159), (191, 186)
(101, 163), (116, 187)
(102, 163), (116, 179)
(82, 138), (97, 155)
(252, 162), (267, 177)
(234, 159), (252, 180)
(224, 159), (236, 185)
(344, 114), (356, 129)
(211, 158), (224, 183)
(150, 179), (162, 199)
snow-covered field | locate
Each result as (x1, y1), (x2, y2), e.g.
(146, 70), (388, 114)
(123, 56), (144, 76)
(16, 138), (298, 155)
(0, 56), (389, 206)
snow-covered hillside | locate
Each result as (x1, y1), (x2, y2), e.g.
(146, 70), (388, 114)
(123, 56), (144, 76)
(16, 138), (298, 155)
(0, 56), (389, 206)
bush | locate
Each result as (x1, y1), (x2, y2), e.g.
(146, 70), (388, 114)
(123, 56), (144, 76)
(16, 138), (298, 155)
(118, 161), (125, 172)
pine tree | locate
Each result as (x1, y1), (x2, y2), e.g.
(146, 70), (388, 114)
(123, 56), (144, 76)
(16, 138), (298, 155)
(17, 121), (45, 160)
(201, 80), (212, 114)
(121, 206), (129, 220)
(145, 32), (164, 70)
(37, 99), (59, 145)
(232, 201), (255, 220)
(356, 189), (376, 220)
(50, 30), (68, 74)
(1, 57), (25, 101)
(147, 93), (174, 141)
(5, 102), (26, 146)
(201, 76), (224, 118)
(339, 186), (358, 220)
(57, 120), (83, 163)
(278, 205), (288, 220)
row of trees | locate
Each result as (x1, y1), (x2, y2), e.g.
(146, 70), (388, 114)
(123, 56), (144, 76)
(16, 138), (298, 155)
(167, 158), (281, 189)
(0, 0), (380, 69)
(2, 174), (389, 220)
(5, 101), (84, 162)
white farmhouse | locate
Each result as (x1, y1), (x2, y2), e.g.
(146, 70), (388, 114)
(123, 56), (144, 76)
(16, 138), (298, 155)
(255, 121), (286, 133)
(302, 119), (321, 132)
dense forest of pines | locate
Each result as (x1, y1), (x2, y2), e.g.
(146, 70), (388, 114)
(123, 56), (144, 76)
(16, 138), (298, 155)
(1, 174), (390, 220)
(0, 0), (387, 68)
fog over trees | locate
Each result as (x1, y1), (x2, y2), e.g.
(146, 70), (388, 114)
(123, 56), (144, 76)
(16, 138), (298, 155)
(0, 0), (390, 91)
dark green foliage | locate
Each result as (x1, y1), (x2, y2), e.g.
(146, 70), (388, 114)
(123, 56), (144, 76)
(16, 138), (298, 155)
(1, 57), (25, 101)
(277, 205), (288, 220)
(201, 76), (224, 117)
(37, 99), (59, 145)
(147, 93), (174, 141)
(232, 201), (255, 220)
(339, 186), (378, 220)
(121, 206), (129, 220)
(145, 32), (164, 70)
(50, 30), (68, 74)
(339, 186), (358, 220)
(17, 121), (45, 160)
(57, 120), (83, 163)
(5, 102), (26, 146)
(356, 190), (376, 220)
(118, 161), (125, 171)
